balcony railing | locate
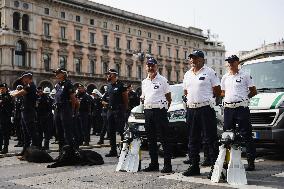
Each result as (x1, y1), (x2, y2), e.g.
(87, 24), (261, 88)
(114, 47), (122, 53)
(88, 43), (97, 50)
(174, 58), (181, 63)
(59, 38), (68, 45)
(126, 49), (133, 55)
(42, 35), (52, 42)
(166, 56), (172, 61)
(157, 55), (163, 60)
(101, 45), (109, 52)
(74, 40), (83, 47)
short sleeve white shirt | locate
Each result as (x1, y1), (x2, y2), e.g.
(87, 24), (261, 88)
(141, 73), (170, 105)
(183, 66), (220, 103)
(221, 69), (254, 103)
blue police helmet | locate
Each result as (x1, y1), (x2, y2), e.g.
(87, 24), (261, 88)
(53, 68), (68, 75)
(20, 71), (33, 79)
(146, 57), (157, 65)
(0, 83), (8, 89)
(188, 50), (205, 59)
(105, 69), (118, 75)
(225, 55), (239, 62)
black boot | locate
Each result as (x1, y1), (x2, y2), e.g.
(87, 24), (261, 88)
(161, 165), (173, 173)
(183, 158), (192, 164)
(207, 166), (214, 179)
(142, 163), (159, 172)
(17, 147), (27, 156)
(97, 140), (104, 145)
(83, 142), (89, 146)
(182, 164), (200, 176)
(0, 146), (8, 154)
(201, 158), (211, 167)
(105, 150), (117, 157)
(246, 159), (255, 171)
(43, 141), (50, 150)
(14, 142), (23, 147)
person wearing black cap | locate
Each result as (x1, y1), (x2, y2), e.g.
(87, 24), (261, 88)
(126, 84), (140, 119)
(182, 50), (221, 177)
(103, 68), (128, 157)
(13, 85), (24, 147)
(141, 57), (173, 173)
(0, 83), (13, 154)
(76, 84), (92, 146)
(221, 55), (257, 171)
(97, 86), (109, 145)
(53, 68), (78, 153)
(90, 89), (103, 136)
(36, 87), (53, 150)
(11, 71), (39, 155)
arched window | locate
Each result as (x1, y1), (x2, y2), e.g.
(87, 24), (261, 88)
(137, 66), (142, 80)
(74, 58), (81, 73)
(22, 14), (29, 32)
(15, 41), (26, 67)
(167, 69), (171, 81)
(43, 54), (50, 71)
(115, 64), (120, 76)
(59, 56), (66, 69)
(103, 62), (108, 74)
(90, 60), (95, 74)
(13, 12), (20, 30)
(126, 65), (132, 78)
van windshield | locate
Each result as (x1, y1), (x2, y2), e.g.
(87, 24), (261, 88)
(242, 59), (284, 89)
(170, 85), (183, 103)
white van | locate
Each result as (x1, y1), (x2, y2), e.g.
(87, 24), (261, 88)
(242, 56), (284, 147)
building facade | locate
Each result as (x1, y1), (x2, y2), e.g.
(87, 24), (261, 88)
(203, 40), (226, 78)
(239, 39), (284, 64)
(0, 0), (212, 92)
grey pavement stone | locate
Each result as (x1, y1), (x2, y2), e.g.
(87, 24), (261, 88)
(0, 135), (284, 189)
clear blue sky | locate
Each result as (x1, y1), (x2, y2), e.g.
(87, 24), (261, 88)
(92, 0), (284, 55)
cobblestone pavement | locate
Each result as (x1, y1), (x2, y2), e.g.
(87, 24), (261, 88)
(0, 136), (284, 189)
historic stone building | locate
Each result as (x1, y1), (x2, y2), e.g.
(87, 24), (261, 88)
(0, 0), (209, 93)
(203, 40), (226, 79)
(238, 39), (284, 64)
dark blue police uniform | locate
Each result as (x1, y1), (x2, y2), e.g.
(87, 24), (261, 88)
(77, 91), (92, 145)
(36, 92), (53, 149)
(0, 84), (13, 153)
(98, 91), (109, 145)
(21, 82), (39, 149)
(54, 79), (75, 150)
(14, 94), (24, 147)
(105, 80), (127, 155)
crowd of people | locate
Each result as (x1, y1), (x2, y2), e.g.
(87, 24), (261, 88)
(0, 50), (257, 178)
(0, 68), (140, 158)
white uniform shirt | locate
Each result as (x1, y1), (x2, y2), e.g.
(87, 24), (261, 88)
(141, 73), (170, 105)
(183, 66), (220, 103)
(221, 69), (254, 103)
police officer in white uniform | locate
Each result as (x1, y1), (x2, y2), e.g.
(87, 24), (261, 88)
(221, 55), (257, 171)
(182, 50), (221, 177)
(141, 57), (173, 173)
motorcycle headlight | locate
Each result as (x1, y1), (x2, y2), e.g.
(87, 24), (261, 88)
(168, 109), (186, 120)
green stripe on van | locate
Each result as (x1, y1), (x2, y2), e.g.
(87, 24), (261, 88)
(270, 93), (284, 109)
